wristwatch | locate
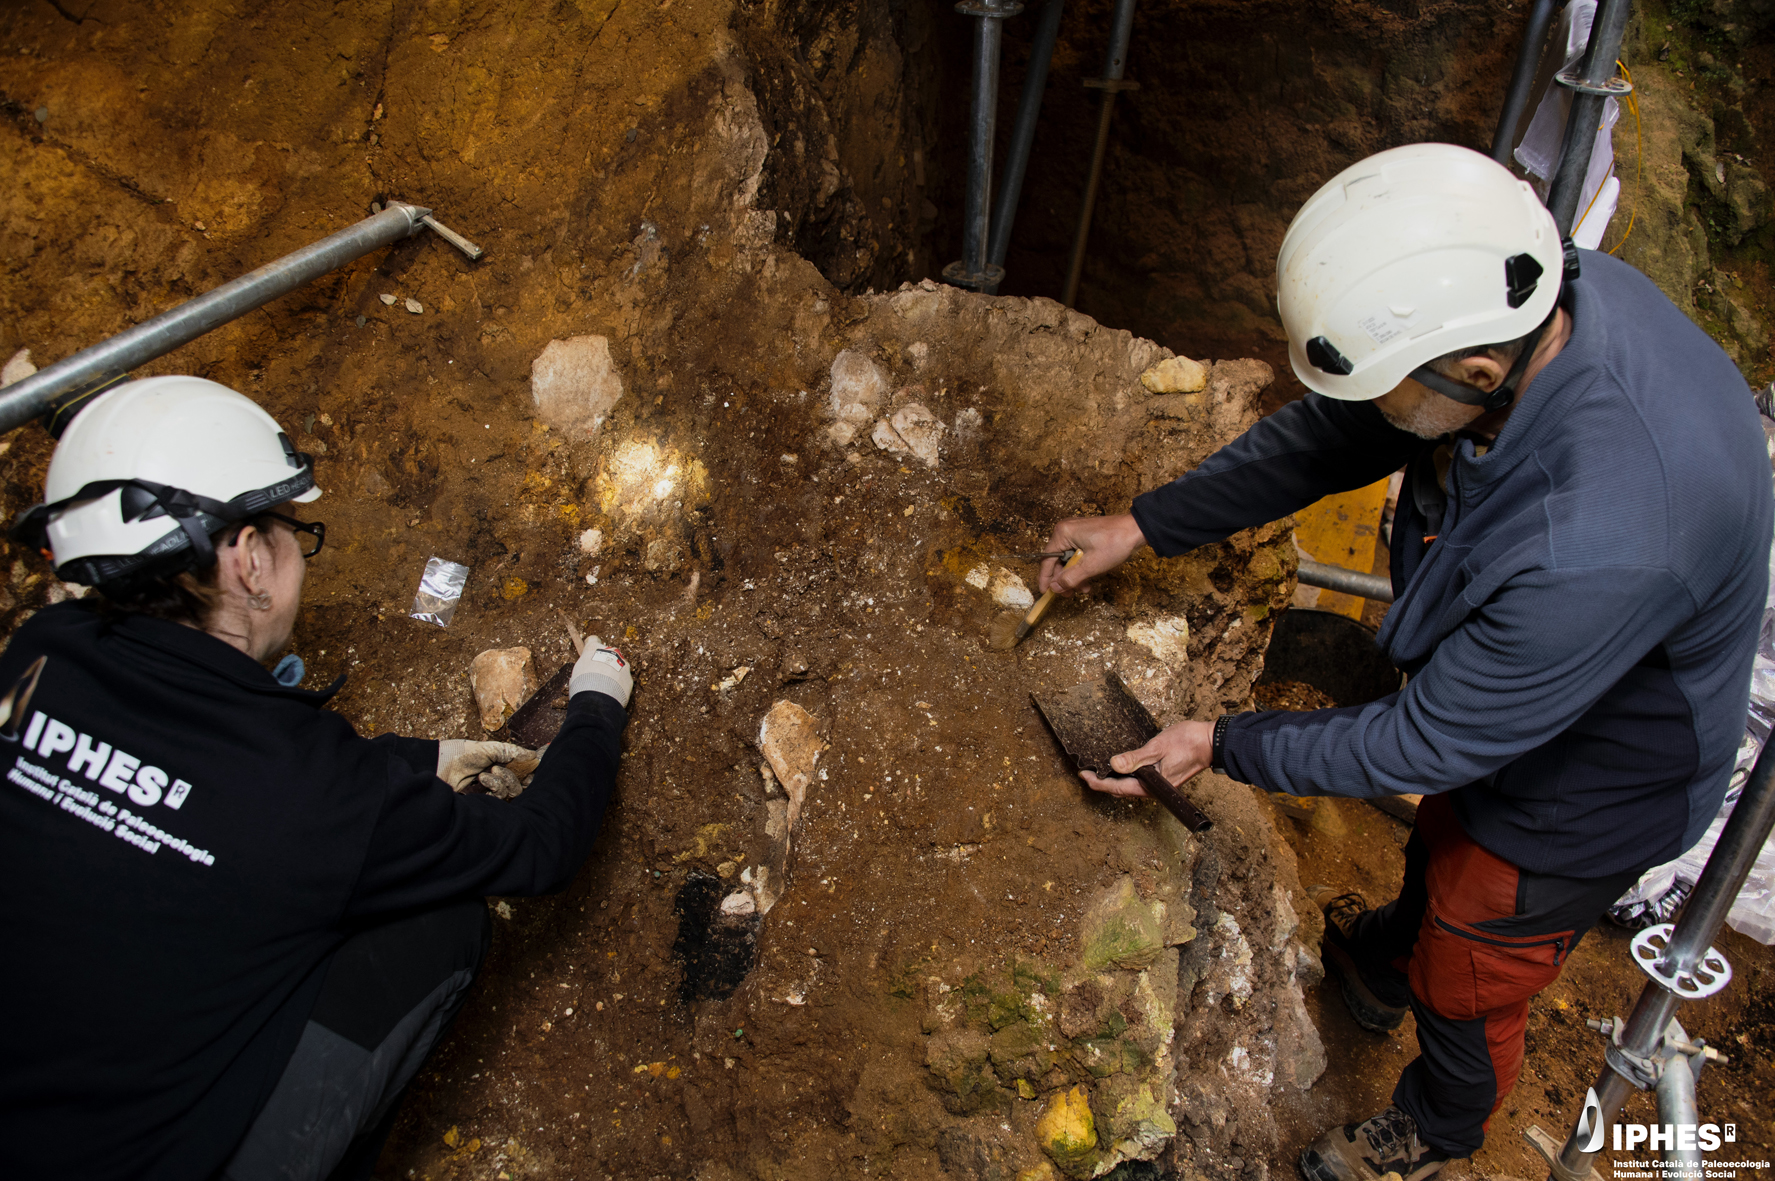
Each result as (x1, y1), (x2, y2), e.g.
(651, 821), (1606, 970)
(1210, 714), (1233, 775)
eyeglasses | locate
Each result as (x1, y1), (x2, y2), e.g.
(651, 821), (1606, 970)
(258, 512), (326, 559)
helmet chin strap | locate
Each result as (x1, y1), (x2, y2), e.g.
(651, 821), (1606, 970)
(1408, 307), (1556, 414)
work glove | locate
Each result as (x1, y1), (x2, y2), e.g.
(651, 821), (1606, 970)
(436, 739), (536, 794)
(569, 635), (632, 707)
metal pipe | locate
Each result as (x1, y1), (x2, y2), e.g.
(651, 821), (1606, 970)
(1544, 0), (1632, 234)
(963, 14), (1002, 276)
(1490, 0), (1562, 165)
(984, 0), (1066, 291)
(943, 0), (1023, 292)
(1551, 734), (1775, 1180)
(0, 202), (441, 435)
(1059, 0), (1138, 308)
(1298, 559), (1395, 604)
(1656, 1051), (1701, 1172)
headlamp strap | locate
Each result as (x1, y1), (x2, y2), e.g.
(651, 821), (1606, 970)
(1409, 304), (1559, 413)
(11, 477), (237, 567)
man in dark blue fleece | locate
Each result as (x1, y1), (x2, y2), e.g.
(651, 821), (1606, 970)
(1038, 144), (1772, 1181)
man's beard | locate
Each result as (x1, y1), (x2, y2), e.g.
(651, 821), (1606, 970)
(1378, 393), (1481, 440)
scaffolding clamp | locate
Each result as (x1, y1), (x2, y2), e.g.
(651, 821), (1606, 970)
(1630, 923), (1733, 999)
(1555, 65), (1632, 96)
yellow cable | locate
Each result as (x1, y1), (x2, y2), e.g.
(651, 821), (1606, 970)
(1608, 61), (1642, 255)
(1572, 60), (1642, 253)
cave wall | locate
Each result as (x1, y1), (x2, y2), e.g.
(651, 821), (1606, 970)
(920, 0), (1775, 396)
(1615, 0), (1775, 377)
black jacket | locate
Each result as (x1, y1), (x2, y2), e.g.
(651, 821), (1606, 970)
(0, 602), (626, 1178)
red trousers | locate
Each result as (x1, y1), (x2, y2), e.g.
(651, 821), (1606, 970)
(1342, 794), (1642, 1156)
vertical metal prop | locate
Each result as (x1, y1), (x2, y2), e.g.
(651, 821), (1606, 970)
(1541, 736), (1775, 1181)
(1654, 1048), (1702, 1172)
(943, 0), (1025, 292)
(1543, 0), (1633, 234)
(983, 0), (1066, 293)
(0, 201), (484, 435)
(1060, 0), (1138, 308)
(1490, 0), (1563, 165)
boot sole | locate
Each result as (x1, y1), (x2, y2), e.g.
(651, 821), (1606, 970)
(1321, 938), (1407, 1033)
(1298, 1146), (1346, 1181)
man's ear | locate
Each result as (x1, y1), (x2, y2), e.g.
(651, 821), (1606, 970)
(1449, 352), (1508, 394)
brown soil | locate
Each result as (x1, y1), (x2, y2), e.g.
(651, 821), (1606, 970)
(1252, 682), (1336, 714)
(0, 3), (1770, 1180)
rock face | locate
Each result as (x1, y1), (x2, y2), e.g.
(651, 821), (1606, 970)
(1139, 356), (1208, 394)
(1035, 1086), (1098, 1177)
(758, 699), (820, 829)
(469, 648), (539, 732)
(530, 335), (625, 438)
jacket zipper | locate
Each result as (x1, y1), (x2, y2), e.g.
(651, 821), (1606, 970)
(1433, 915), (1571, 965)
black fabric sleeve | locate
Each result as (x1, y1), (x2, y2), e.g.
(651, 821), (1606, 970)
(342, 692), (629, 918)
(368, 733), (442, 778)
(1130, 393), (1423, 556)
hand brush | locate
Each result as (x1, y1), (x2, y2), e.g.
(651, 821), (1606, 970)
(988, 549), (1083, 650)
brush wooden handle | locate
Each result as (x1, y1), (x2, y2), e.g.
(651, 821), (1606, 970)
(1024, 549), (1085, 628)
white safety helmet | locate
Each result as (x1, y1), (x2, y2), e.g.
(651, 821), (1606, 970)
(13, 376), (321, 587)
(1276, 142), (1572, 408)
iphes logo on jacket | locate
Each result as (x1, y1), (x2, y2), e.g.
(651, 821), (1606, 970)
(1, 656), (217, 867)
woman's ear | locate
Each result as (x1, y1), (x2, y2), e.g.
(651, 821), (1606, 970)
(225, 524), (273, 597)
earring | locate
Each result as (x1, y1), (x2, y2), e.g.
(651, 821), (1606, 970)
(247, 592), (272, 612)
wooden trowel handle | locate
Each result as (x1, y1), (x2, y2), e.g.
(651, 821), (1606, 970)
(1133, 765), (1213, 833)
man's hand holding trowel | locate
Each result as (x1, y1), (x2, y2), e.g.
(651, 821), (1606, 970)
(1079, 720), (1215, 801)
(1034, 512), (1216, 805)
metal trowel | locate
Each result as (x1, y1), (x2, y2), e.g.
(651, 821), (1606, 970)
(504, 612), (585, 749)
(1031, 671), (1213, 833)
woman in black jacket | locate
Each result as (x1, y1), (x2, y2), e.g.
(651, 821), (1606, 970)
(0, 376), (633, 1180)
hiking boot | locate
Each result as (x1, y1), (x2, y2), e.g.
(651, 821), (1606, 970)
(1298, 1106), (1452, 1181)
(1307, 886), (1408, 1033)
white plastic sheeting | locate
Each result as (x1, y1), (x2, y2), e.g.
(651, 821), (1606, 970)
(1513, 0), (1620, 248)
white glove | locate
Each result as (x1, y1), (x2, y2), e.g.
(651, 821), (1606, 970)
(436, 739), (534, 792)
(569, 635), (632, 707)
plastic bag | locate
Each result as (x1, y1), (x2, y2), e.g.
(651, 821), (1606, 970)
(410, 557), (470, 627)
(1513, 0), (1619, 244)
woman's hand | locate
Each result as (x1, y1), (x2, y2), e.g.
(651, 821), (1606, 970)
(569, 636), (632, 707)
(437, 739), (535, 793)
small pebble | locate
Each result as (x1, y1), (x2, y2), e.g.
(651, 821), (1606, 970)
(34, 107), (48, 123)
(404, 298), (423, 314)
(379, 293), (396, 305)
(355, 315), (366, 328)
(625, 128), (637, 142)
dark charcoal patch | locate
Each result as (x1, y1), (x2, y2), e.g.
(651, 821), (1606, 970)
(672, 870), (760, 1003)
(1103, 1161), (1171, 1181)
